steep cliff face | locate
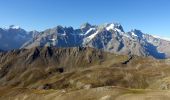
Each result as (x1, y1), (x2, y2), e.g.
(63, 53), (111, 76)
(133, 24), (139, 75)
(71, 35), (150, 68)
(22, 23), (170, 59)
(1, 23), (170, 59)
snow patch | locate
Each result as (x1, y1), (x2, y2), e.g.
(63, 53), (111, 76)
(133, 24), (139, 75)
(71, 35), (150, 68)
(9, 25), (20, 29)
(106, 24), (123, 33)
(50, 38), (56, 41)
(106, 24), (115, 31)
(123, 34), (131, 38)
(153, 35), (170, 41)
(87, 30), (99, 40)
(83, 30), (99, 43)
(131, 32), (138, 37)
(115, 28), (122, 33)
(84, 28), (96, 35)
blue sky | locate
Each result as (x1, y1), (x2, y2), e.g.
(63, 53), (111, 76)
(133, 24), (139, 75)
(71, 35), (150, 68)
(0, 0), (170, 38)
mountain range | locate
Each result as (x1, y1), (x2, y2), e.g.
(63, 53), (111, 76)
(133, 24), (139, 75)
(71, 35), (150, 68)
(0, 23), (170, 99)
(0, 23), (170, 59)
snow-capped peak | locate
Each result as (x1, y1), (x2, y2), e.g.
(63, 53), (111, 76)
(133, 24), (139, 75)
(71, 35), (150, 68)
(83, 30), (99, 43)
(130, 29), (144, 38)
(9, 25), (20, 29)
(105, 23), (124, 32)
(80, 23), (92, 29)
(131, 32), (138, 37)
(106, 23), (115, 31)
(84, 28), (96, 35)
(153, 35), (170, 41)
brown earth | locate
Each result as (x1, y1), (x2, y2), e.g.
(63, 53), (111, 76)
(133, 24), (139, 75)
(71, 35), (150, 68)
(0, 47), (170, 100)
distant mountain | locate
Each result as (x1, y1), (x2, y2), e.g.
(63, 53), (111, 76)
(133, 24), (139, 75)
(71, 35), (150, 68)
(0, 25), (37, 50)
(82, 23), (170, 59)
(0, 23), (170, 58)
(22, 26), (83, 48)
(22, 23), (170, 59)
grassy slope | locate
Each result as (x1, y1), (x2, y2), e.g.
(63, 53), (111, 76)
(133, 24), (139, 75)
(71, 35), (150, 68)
(1, 86), (170, 100)
(0, 47), (170, 99)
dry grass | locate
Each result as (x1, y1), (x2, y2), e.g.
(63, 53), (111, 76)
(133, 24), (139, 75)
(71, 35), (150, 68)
(0, 47), (170, 99)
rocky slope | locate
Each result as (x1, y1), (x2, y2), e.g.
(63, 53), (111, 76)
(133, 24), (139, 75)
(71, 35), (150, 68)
(0, 47), (169, 89)
(22, 26), (83, 48)
(0, 47), (129, 88)
(22, 23), (170, 59)
(0, 23), (170, 58)
(0, 47), (170, 99)
(82, 24), (170, 59)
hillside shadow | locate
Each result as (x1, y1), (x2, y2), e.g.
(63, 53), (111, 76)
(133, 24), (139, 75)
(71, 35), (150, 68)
(145, 43), (166, 59)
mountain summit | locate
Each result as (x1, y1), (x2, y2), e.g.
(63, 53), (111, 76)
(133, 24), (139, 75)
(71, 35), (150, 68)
(0, 23), (170, 59)
(9, 25), (20, 29)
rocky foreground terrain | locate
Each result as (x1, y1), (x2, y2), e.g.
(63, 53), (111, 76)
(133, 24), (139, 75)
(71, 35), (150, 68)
(0, 47), (170, 100)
